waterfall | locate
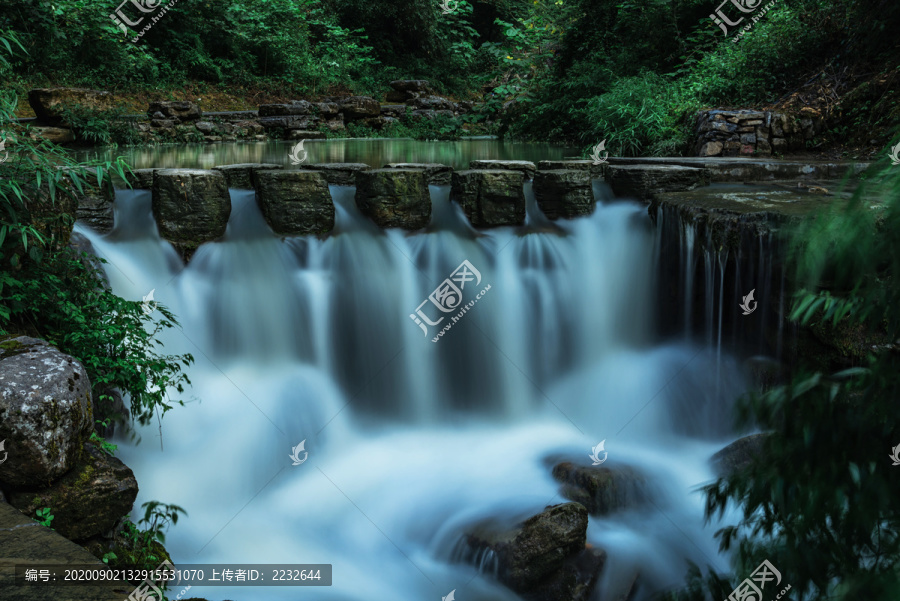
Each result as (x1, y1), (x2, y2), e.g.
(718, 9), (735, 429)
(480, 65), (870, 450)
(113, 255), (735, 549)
(75, 182), (752, 601)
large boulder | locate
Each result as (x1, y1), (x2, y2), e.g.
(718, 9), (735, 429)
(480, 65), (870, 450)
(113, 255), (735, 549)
(7, 443), (138, 542)
(384, 163), (452, 186)
(304, 163), (372, 187)
(451, 170), (525, 228)
(258, 116), (317, 131)
(551, 462), (649, 516)
(258, 101), (313, 117)
(151, 169), (231, 256)
(146, 100), (201, 122)
(339, 96), (381, 121)
(533, 170), (595, 220)
(409, 96), (459, 112)
(253, 170), (334, 236)
(469, 160), (537, 180)
(0, 502), (133, 601)
(29, 126), (75, 145)
(386, 80), (431, 103)
(355, 169), (430, 229)
(212, 163), (282, 189)
(460, 503), (603, 601)
(0, 337), (93, 488)
(27, 88), (114, 126)
(605, 164), (710, 202)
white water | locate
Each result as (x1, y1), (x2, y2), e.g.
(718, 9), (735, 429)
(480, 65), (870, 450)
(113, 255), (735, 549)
(76, 184), (749, 601)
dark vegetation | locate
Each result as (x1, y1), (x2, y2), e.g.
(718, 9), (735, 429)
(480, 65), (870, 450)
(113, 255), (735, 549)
(1, 1), (900, 600)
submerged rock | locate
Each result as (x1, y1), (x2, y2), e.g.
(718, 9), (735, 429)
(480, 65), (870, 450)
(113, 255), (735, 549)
(151, 169), (231, 258)
(7, 442), (138, 542)
(212, 163), (282, 189)
(0, 337), (93, 488)
(460, 503), (604, 601)
(470, 159), (537, 180)
(451, 169), (526, 227)
(355, 169), (430, 229)
(254, 170), (334, 236)
(533, 170), (594, 219)
(551, 462), (649, 516)
(711, 433), (770, 477)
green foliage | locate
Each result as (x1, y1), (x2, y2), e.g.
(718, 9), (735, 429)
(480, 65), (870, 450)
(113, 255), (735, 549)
(106, 502), (186, 571)
(35, 507), (54, 528)
(695, 162), (900, 601)
(55, 104), (144, 147)
(90, 421), (119, 456)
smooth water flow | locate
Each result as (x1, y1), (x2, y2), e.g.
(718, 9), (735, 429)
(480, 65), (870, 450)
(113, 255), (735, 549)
(76, 184), (749, 601)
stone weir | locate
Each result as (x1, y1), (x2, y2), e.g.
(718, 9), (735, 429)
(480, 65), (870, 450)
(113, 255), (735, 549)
(94, 160), (604, 260)
(649, 177), (887, 372)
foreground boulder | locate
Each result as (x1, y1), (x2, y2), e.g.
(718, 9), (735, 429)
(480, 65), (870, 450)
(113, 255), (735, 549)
(212, 163), (282, 189)
(147, 100), (202, 122)
(551, 462), (649, 516)
(711, 433), (770, 477)
(355, 169), (430, 229)
(605, 164), (710, 202)
(470, 160), (537, 180)
(254, 170), (334, 235)
(28, 88), (114, 126)
(0, 502), (133, 601)
(151, 169), (231, 257)
(7, 443), (138, 542)
(533, 170), (595, 219)
(459, 503), (604, 601)
(304, 163), (371, 186)
(451, 170), (526, 227)
(0, 337), (93, 488)
(384, 163), (452, 186)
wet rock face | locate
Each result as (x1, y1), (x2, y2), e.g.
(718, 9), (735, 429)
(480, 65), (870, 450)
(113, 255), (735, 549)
(551, 462), (649, 516)
(469, 159), (537, 181)
(147, 100), (202, 122)
(355, 169), (431, 229)
(711, 433), (770, 477)
(533, 170), (594, 220)
(605, 164), (710, 203)
(151, 169), (231, 256)
(384, 163), (452, 186)
(28, 88), (115, 126)
(212, 163), (282, 189)
(7, 443), (138, 542)
(460, 503), (604, 601)
(537, 160), (604, 180)
(124, 168), (157, 190)
(66, 168), (115, 233)
(303, 163), (371, 187)
(0, 337), (93, 488)
(339, 96), (381, 121)
(254, 170), (334, 235)
(451, 169), (526, 227)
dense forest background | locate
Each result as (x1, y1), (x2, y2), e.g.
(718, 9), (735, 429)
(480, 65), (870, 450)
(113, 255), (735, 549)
(1, 0), (898, 155)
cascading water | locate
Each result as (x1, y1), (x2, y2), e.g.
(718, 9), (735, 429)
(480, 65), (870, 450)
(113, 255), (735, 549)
(76, 177), (753, 601)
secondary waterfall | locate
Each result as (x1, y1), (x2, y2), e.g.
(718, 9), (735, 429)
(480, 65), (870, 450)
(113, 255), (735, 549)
(76, 182), (751, 601)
